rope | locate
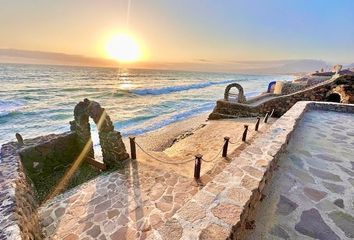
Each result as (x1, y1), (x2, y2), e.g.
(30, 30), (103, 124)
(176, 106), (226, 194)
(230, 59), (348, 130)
(229, 135), (243, 145)
(201, 140), (226, 163)
(133, 140), (195, 165)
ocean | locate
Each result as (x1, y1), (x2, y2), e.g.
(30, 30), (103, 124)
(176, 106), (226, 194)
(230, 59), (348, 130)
(0, 63), (293, 149)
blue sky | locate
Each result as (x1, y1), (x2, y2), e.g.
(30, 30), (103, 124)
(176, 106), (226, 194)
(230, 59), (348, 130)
(0, 0), (354, 67)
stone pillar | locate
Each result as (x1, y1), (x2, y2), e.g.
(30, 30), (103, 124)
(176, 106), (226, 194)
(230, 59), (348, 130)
(70, 99), (94, 160)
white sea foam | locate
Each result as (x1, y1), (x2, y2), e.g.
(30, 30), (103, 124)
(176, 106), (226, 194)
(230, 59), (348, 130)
(0, 100), (24, 117)
(132, 79), (238, 95)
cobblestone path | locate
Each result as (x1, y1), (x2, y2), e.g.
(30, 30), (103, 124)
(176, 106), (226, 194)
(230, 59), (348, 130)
(247, 110), (354, 240)
(39, 161), (199, 239)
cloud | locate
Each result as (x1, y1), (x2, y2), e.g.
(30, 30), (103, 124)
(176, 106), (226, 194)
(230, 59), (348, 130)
(0, 48), (344, 74)
(0, 49), (118, 67)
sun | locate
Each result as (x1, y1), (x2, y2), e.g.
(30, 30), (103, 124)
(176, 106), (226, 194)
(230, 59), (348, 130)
(106, 34), (140, 62)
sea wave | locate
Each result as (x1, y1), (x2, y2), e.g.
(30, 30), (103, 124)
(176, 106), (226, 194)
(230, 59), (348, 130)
(132, 79), (239, 96)
(120, 102), (215, 136)
(0, 100), (24, 117)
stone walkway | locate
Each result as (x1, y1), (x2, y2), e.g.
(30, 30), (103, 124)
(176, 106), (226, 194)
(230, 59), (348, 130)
(38, 161), (199, 239)
(246, 110), (354, 240)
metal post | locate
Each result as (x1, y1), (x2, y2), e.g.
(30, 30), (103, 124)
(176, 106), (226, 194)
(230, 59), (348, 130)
(270, 109), (275, 117)
(129, 137), (136, 160)
(264, 112), (270, 123)
(255, 117), (260, 131)
(194, 154), (203, 179)
(222, 137), (230, 157)
(242, 125), (249, 142)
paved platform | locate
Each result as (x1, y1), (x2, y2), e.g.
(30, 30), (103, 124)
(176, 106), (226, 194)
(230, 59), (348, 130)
(246, 110), (354, 239)
(39, 161), (199, 239)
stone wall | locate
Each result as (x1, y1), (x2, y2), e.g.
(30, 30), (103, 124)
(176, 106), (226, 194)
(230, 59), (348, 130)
(209, 75), (354, 119)
(149, 101), (354, 240)
(281, 81), (307, 95)
(0, 142), (42, 240)
(19, 132), (82, 202)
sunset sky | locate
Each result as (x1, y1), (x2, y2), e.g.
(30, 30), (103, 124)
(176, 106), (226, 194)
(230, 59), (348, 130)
(1, 0), (354, 71)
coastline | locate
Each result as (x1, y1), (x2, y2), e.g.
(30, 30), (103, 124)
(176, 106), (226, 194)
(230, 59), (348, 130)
(122, 112), (210, 152)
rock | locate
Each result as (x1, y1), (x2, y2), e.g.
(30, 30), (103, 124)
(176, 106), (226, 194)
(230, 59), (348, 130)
(276, 195), (298, 216)
(158, 218), (182, 240)
(178, 201), (205, 222)
(328, 211), (354, 238)
(199, 224), (229, 240)
(54, 207), (65, 218)
(211, 203), (242, 225)
(314, 153), (342, 163)
(241, 175), (259, 190)
(270, 225), (290, 239)
(295, 208), (340, 240)
(288, 154), (304, 169)
(87, 225), (101, 238)
(303, 187), (327, 202)
(322, 182), (345, 194)
(337, 164), (354, 177)
(333, 199), (344, 209)
(309, 167), (342, 182)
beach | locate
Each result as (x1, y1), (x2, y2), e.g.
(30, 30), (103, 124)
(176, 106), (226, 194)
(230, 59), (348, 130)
(123, 112), (275, 180)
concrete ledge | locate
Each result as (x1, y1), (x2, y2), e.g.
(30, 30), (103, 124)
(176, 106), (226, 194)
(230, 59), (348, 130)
(150, 101), (354, 240)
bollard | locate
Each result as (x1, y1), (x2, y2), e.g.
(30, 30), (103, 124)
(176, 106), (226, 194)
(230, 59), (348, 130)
(242, 125), (249, 142)
(264, 112), (270, 123)
(129, 137), (136, 160)
(255, 117), (261, 131)
(194, 154), (203, 179)
(222, 137), (230, 157)
(15, 133), (24, 145)
(270, 109), (275, 117)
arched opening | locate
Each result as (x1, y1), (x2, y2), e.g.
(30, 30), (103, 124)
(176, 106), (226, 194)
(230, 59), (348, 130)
(89, 118), (104, 163)
(228, 87), (240, 102)
(326, 93), (341, 103)
(224, 83), (246, 103)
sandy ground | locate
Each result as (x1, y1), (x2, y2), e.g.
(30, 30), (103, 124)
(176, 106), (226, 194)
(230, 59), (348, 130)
(122, 113), (275, 180)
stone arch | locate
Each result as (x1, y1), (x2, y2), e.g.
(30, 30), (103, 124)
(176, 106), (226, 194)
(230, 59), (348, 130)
(224, 83), (247, 103)
(70, 99), (129, 168)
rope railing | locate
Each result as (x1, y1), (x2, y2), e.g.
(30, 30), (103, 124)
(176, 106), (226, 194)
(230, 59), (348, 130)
(200, 140), (226, 163)
(133, 139), (195, 165)
(127, 108), (275, 180)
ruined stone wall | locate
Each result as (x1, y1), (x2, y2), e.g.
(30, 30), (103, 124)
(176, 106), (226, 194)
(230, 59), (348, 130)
(209, 75), (354, 119)
(0, 143), (42, 240)
(281, 81), (307, 95)
(19, 132), (81, 202)
(70, 99), (129, 168)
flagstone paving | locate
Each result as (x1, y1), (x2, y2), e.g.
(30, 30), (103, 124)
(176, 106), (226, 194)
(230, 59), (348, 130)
(38, 161), (199, 239)
(246, 110), (354, 240)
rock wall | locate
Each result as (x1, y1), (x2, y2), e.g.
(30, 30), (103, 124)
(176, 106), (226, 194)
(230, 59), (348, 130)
(209, 75), (354, 119)
(0, 142), (42, 240)
(19, 132), (81, 202)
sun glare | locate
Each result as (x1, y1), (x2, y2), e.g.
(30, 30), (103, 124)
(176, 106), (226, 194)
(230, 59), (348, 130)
(106, 34), (140, 62)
